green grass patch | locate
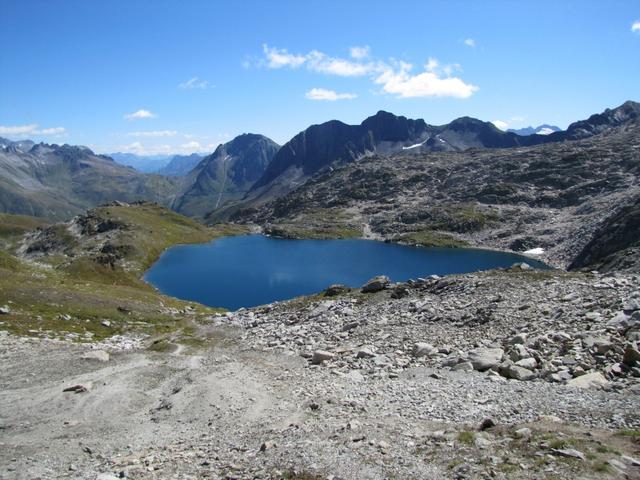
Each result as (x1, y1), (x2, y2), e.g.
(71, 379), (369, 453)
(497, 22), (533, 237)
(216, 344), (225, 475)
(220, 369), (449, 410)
(457, 430), (476, 445)
(616, 429), (640, 438)
(592, 462), (613, 474)
(265, 208), (362, 240)
(397, 230), (469, 248)
(0, 213), (49, 240)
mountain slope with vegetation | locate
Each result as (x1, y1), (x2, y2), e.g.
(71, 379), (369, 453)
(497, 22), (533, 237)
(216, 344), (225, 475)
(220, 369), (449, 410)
(0, 141), (180, 220)
(0, 202), (246, 341)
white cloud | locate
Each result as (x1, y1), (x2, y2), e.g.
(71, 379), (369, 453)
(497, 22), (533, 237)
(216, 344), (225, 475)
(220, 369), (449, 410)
(115, 140), (215, 156)
(350, 45), (370, 59)
(124, 109), (156, 120)
(463, 38), (476, 47)
(0, 124), (66, 137)
(305, 88), (357, 101)
(262, 44), (372, 76)
(262, 44), (306, 68)
(126, 130), (178, 138)
(0, 124), (39, 135)
(178, 76), (212, 89)
(492, 120), (509, 131)
(632, 21), (640, 32)
(259, 45), (478, 99)
(374, 61), (478, 99)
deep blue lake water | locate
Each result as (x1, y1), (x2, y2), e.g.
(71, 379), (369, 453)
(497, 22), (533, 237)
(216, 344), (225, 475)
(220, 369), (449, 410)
(144, 235), (547, 310)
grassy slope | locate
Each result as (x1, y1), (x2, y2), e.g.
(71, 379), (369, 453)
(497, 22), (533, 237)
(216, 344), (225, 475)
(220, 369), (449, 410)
(0, 204), (248, 342)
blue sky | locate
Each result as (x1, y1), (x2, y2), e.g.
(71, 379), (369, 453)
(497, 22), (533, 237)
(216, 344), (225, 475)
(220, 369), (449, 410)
(1, 0), (639, 155)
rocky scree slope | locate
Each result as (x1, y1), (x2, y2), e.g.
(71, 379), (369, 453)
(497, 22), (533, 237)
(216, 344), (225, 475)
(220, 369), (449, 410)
(236, 118), (640, 272)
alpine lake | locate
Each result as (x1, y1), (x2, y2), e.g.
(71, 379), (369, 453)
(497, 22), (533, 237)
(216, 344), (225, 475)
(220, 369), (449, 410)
(144, 235), (548, 310)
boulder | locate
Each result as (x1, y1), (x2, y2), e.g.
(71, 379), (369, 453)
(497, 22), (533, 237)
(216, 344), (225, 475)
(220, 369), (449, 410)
(501, 364), (535, 381)
(623, 346), (640, 366)
(311, 350), (335, 365)
(412, 342), (438, 358)
(81, 350), (110, 362)
(468, 348), (504, 371)
(323, 284), (349, 297)
(356, 347), (375, 359)
(452, 361), (474, 372)
(514, 427), (532, 439)
(509, 333), (527, 345)
(0, 305), (10, 315)
(551, 448), (586, 461)
(515, 357), (538, 369)
(361, 275), (391, 293)
(566, 371), (608, 389)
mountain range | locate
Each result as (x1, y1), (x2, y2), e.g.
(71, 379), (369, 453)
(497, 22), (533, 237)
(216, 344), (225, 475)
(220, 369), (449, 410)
(0, 139), (179, 220)
(1, 101), (639, 228)
(219, 100), (640, 217)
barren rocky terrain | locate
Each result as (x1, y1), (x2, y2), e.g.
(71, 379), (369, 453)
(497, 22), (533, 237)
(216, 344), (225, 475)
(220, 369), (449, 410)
(2, 266), (640, 479)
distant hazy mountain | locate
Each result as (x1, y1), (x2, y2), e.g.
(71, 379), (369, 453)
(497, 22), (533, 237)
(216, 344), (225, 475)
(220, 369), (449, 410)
(108, 152), (173, 173)
(0, 139), (179, 220)
(508, 124), (561, 136)
(156, 153), (203, 177)
(173, 134), (279, 218)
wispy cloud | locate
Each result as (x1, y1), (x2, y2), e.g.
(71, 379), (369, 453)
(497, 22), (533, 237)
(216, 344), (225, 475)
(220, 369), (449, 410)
(263, 44), (373, 76)
(124, 109), (156, 120)
(126, 130), (178, 138)
(350, 45), (370, 59)
(262, 45), (307, 68)
(116, 140), (216, 156)
(632, 20), (640, 33)
(463, 38), (476, 47)
(259, 45), (478, 99)
(178, 76), (213, 89)
(305, 88), (357, 101)
(0, 124), (66, 137)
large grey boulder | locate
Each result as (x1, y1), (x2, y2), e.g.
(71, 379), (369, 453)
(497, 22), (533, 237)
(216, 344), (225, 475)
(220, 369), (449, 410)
(468, 348), (504, 371)
(500, 364), (536, 381)
(311, 350), (335, 365)
(361, 275), (390, 293)
(412, 342), (438, 358)
(566, 372), (608, 389)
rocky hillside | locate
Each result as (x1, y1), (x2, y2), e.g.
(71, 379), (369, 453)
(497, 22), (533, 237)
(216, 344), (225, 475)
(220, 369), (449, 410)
(238, 101), (640, 208)
(173, 134), (279, 218)
(0, 140), (179, 220)
(235, 115), (640, 272)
